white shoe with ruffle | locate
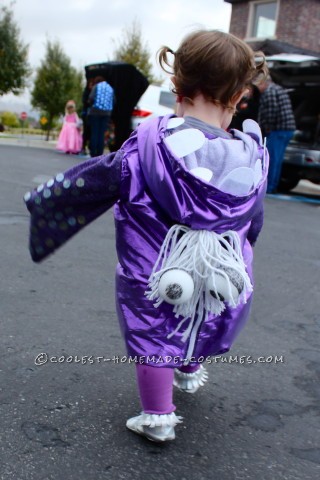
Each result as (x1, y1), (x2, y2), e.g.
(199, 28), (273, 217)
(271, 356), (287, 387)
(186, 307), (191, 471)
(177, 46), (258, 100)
(173, 365), (208, 394)
(126, 412), (183, 442)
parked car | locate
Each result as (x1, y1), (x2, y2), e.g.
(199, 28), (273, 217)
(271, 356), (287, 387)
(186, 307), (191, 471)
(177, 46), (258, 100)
(267, 54), (320, 191)
(131, 84), (176, 130)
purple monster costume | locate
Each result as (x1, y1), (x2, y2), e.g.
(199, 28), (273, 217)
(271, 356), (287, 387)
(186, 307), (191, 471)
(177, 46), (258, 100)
(24, 114), (268, 367)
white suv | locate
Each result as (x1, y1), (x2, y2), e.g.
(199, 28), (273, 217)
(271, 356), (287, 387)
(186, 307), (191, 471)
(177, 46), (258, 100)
(131, 84), (176, 130)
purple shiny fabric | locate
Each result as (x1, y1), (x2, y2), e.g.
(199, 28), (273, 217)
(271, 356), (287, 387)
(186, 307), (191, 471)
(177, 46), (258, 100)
(114, 115), (267, 366)
(25, 114), (268, 367)
(24, 152), (122, 262)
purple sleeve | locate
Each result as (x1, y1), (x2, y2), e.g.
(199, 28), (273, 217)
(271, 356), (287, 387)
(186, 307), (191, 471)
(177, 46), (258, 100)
(247, 205), (264, 247)
(24, 151), (122, 262)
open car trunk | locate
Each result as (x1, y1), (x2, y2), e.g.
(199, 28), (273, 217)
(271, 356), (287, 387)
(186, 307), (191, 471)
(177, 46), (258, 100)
(266, 54), (320, 190)
(267, 54), (320, 146)
(85, 62), (149, 151)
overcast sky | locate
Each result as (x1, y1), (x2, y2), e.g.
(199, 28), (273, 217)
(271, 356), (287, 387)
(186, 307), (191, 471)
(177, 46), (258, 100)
(1, 0), (231, 107)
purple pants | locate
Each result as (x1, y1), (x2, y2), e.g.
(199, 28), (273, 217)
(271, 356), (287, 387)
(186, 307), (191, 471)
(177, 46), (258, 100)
(135, 363), (200, 414)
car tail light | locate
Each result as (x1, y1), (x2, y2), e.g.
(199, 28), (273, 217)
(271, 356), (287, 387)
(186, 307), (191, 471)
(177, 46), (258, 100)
(132, 108), (152, 118)
(305, 156), (315, 163)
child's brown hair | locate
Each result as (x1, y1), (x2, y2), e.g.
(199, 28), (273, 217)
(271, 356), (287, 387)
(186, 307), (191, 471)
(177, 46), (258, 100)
(158, 30), (268, 111)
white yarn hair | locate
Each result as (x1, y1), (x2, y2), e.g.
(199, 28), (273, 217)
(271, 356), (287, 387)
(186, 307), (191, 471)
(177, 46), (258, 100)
(145, 224), (253, 342)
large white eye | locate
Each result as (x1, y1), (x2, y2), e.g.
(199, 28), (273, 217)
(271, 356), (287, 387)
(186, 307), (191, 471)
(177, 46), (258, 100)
(158, 269), (194, 305)
(207, 268), (244, 304)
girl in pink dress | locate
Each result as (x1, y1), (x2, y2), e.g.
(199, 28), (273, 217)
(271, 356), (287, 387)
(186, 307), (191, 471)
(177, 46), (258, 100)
(56, 100), (82, 154)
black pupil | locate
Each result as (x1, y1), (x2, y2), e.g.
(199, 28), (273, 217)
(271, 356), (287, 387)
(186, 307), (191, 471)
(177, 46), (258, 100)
(210, 290), (225, 301)
(165, 283), (183, 300)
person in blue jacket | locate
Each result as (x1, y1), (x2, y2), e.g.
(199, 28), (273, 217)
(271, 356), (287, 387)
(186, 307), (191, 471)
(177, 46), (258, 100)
(87, 76), (114, 157)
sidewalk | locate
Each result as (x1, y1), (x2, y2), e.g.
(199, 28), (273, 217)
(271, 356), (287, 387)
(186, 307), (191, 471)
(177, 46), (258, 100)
(0, 133), (57, 149)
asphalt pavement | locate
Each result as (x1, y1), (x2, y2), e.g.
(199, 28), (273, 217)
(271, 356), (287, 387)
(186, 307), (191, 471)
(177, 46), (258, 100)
(0, 142), (319, 480)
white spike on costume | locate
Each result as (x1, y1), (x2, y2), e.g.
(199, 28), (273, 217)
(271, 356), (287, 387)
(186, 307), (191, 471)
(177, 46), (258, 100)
(190, 167), (213, 183)
(254, 159), (263, 187)
(164, 128), (206, 158)
(166, 117), (185, 129)
(217, 167), (254, 196)
(145, 225), (253, 343)
(242, 119), (263, 145)
(263, 137), (267, 169)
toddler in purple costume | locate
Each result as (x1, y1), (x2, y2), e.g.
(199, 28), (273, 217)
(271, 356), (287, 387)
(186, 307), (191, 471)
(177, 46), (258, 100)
(24, 30), (268, 442)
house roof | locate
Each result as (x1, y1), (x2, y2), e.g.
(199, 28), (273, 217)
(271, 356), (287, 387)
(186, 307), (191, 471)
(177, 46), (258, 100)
(249, 39), (320, 57)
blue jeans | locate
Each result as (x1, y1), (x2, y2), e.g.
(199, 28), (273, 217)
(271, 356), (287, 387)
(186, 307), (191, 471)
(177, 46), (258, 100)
(88, 115), (110, 157)
(266, 130), (294, 193)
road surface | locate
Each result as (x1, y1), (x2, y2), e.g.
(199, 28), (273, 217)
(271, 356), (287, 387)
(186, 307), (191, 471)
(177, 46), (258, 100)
(0, 145), (319, 480)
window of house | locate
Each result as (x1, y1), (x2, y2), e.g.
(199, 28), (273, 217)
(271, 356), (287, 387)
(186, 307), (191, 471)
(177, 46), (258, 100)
(250, 1), (278, 39)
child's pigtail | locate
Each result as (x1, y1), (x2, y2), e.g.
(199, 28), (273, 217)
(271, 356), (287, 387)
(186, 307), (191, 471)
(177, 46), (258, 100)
(158, 46), (175, 74)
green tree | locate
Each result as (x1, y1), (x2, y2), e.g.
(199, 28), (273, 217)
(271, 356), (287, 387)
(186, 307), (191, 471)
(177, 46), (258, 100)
(69, 68), (85, 115)
(0, 5), (30, 96)
(113, 20), (155, 83)
(1, 110), (19, 127)
(31, 40), (84, 139)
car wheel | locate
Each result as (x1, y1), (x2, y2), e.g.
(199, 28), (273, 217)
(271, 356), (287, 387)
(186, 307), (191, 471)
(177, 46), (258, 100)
(278, 176), (300, 192)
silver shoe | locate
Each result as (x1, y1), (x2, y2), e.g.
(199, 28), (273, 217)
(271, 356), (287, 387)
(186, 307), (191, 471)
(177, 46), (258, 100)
(126, 412), (182, 442)
(173, 365), (208, 394)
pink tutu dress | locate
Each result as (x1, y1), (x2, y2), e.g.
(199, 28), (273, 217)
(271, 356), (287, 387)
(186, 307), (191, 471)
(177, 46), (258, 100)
(57, 113), (82, 154)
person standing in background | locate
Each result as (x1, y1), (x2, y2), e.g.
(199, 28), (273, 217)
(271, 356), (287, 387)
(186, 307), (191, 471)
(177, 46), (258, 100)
(258, 77), (296, 193)
(88, 76), (114, 157)
(81, 79), (94, 156)
(56, 100), (82, 155)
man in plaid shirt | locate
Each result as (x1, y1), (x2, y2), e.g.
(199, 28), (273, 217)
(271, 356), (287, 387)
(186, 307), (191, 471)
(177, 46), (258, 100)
(258, 78), (296, 193)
